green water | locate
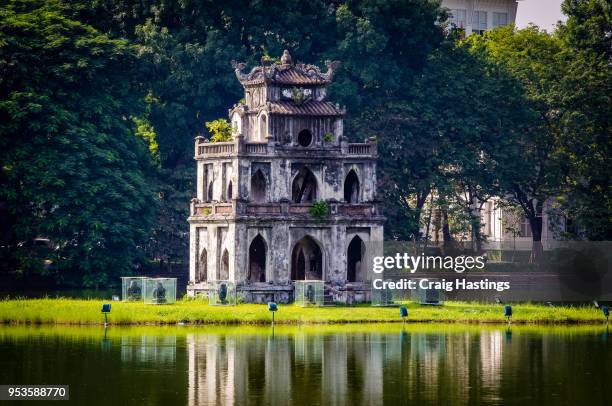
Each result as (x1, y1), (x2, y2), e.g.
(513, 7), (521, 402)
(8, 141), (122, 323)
(0, 325), (610, 405)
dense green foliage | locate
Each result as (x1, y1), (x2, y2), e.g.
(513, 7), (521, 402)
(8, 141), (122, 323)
(0, 0), (156, 286)
(0, 0), (610, 286)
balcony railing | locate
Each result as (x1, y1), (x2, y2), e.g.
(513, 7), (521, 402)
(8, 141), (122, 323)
(348, 143), (372, 155)
(245, 143), (268, 154)
(191, 200), (378, 218)
(192, 202), (233, 216)
(197, 141), (234, 157)
(338, 203), (375, 216)
(246, 203), (281, 215)
(194, 136), (377, 158)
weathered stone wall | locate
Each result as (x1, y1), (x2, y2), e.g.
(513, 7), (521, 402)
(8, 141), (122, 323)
(188, 52), (384, 302)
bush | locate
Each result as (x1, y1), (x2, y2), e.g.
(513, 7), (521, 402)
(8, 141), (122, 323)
(205, 119), (233, 142)
(309, 200), (329, 221)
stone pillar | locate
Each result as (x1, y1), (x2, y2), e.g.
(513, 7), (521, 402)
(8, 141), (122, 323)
(235, 133), (245, 154)
(368, 136), (378, 158)
(195, 135), (204, 157)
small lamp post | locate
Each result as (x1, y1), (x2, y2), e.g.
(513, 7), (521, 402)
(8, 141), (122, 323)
(602, 305), (609, 324)
(268, 302), (278, 326)
(101, 303), (111, 327)
(504, 305), (512, 324)
(399, 306), (408, 325)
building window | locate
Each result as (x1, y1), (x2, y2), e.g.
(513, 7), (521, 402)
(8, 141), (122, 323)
(207, 181), (214, 201)
(226, 181), (233, 201)
(258, 114), (268, 141)
(197, 249), (207, 282)
(292, 167), (317, 203)
(520, 217), (533, 238)
(449, 9), (467, 29)
(344, 170), (360, 203)
(473, 11), (488, 34)
(493, 12), (508, 28)
(347, 235), (365, 282)
(297, 129), (313, 147)
(250, 169), (267, 203)
(220, 249), (229, 280)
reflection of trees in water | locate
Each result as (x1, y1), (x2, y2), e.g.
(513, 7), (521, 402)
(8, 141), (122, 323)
(3, 327), (611, 405)
(120, 336), (176, 364)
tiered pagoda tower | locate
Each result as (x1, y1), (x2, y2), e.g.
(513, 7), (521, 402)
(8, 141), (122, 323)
(187, 50), (384, 303)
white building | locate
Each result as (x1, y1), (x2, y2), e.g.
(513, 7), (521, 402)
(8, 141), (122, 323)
(442, 0), (520, 35)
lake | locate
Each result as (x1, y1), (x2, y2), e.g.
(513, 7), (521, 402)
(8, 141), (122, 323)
(0, 324), (609, 405)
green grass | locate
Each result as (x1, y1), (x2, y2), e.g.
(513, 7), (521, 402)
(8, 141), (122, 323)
(0, 298), (607, 325)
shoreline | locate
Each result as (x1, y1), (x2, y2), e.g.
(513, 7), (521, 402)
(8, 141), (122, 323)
(0, 298), (608, 326)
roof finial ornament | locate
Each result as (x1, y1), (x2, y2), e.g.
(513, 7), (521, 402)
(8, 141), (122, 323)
(281, 49), (293, 66)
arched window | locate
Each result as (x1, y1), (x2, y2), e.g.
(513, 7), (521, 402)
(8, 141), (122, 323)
(291, 236), (323, 280)
(197, 249), (208, 282)
(207, 181), (214, 201)
(250, 169), (266, 203)
(292, 167), (317, 203)
(258, 114), (268, 141)
(220, 249), (229, 280)
(344, 170), (360, 203)
(226, 181), (233, 201)
(297, 129), (313, 147)
(248, 235), (266, 282)
(347, 236), (365, 282)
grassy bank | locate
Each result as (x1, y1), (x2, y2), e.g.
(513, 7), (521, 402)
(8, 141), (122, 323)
(0, 298), (607, 325)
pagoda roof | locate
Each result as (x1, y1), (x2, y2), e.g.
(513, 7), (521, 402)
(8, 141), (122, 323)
(232, 50), (340, 87)
(269, 100), (345, 116)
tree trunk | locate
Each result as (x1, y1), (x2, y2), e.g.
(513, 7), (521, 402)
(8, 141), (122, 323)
(421, 193), (435, 254)
(414, 190), (430, 240)
(529, 202), (544, 264)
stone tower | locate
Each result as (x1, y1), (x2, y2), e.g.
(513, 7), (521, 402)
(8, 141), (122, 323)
(187, 50), (384, 303)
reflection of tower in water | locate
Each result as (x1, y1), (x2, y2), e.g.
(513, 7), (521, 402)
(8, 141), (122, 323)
(186, 331), (393, 405)
(187, 334), (243, 406)
(479, 330), (503, 402)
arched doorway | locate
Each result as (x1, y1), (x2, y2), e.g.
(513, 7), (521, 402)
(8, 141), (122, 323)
(248, 235), (266, 282)
(347, 236), (365, 282)
(292, 167), (317, 203)
(197, 248), (208, 282)
(220, 249), (229, 280)
(344, 170), (360, 203)
(291, 236), (323, 280)
(251, 170), (266, 203)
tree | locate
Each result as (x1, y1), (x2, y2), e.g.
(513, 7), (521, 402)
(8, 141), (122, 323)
(331, 1), (447, 239)
(206, 119), (233, 143)
(369, 40), (531, 243)
(560, 0), (612, 60)
(92, 0), (450, 245)
(467, 26), (567, 261)
(0, 0), (157, 286)
(554, 0), (612, 240)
